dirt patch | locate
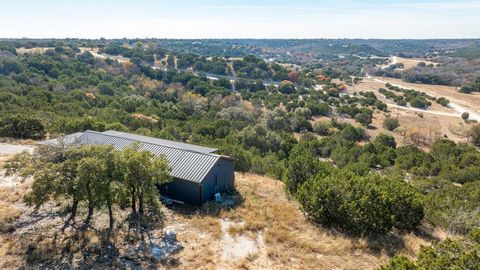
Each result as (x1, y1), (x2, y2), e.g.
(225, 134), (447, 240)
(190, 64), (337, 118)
(0, 144), (35, 155)
(219, 219), (265, 262)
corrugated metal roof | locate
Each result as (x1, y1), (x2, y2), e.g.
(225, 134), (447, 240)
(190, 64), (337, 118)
(102, 130), (217, 154)
(41, 132), (84, 147)
(55, 130), (221, 183)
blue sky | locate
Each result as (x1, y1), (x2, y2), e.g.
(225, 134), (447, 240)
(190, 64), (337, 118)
(0, 0), (479, 38)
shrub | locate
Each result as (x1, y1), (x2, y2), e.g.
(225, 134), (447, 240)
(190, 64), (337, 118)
(283, 142), (333, 194)
(0, 115), (46, 139)
(459, 77), (480, 93)
(355, 113), (372, 126)
(383, 117), (400, 131)
(423, 181), (480, 233)
(296, 171), (424, 236)
(219, 145), (252, 172)
(278, 80), (296, 94)
(409, 98), (428, 109)
(379, 235), (480, 270)
(468, 124), (480, 146)
(462, 112), (470, 121)
(313, 122), (330, 136)
(435, 97), (450, 107)
(378, 256), (416, 270)
(375, 100), (388, 111)
(338, 125), (367, 142)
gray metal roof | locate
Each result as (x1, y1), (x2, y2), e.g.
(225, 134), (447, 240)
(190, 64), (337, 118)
(41, 132), (84, 147)
(43, 130), (224, 183)
(102, 130), (217, 154)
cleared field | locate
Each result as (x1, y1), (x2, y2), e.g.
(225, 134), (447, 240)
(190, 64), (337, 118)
(344, 77), (473, 144)
(382, 56), (439, 70)
(16, 47), (54, 54)
(370, 76), (480, 120)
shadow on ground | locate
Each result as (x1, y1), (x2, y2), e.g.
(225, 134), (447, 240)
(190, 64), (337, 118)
(15, 211), (174, 270)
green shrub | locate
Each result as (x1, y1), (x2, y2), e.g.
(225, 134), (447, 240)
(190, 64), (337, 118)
(296, 171), (424, 236)
(435, 97), (450, 107)
(409, 98), (428, 109)
(378, 256), (416, 270)
(355, 113), (372, 126)
(0, 115), (46, 139)
(278, 80), (296, 94)
(423, 181), (480, 234)
(378, 236), (480, 270)
(218, 145), (252, 172)
(313, 122), (331, 136)
(468, 124), (480, 147)
(383, 117), (400, 131)
(338, 125), (367, 142)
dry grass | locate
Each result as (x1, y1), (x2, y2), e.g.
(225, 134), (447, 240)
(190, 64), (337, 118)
(369, 76), (480, 113)
(148, 173), (437, 269)
(191, 216), (222, 240)
(342, 77), (474, 145)
(391, 57), (439, 70)
(0, 184), (29, 204)
(213, 174), (369, 269)
(0, 167), (434, 269)
(215, 173), (436, 269)
(0, 202), (22, 233)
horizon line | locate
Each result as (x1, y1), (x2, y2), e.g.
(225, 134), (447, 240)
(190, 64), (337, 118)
(2, 37), (480, 41)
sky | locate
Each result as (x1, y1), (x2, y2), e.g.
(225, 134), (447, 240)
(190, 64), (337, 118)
(0, 0), (479, 39)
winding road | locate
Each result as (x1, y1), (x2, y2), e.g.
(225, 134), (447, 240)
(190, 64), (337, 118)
(88, 50), (281, 87)
(371, 77), (480, 121)
(86, 49), (480, 121)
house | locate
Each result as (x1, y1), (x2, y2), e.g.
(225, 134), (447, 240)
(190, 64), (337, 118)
(42, 130), (235, 206)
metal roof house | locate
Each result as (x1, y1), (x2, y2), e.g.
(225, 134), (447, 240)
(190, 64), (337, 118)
(42, 130), (235, 206)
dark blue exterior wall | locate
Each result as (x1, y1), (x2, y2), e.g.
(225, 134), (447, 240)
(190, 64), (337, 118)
(159, 157), (234, 206)
(159, 178), (201, 205)
(201, 158), (235, 203)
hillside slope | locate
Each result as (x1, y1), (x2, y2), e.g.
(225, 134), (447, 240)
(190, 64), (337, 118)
(0, 153), (438, 270)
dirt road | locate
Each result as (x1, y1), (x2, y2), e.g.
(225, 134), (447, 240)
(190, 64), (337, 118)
(0, 143), (34, 155)
(372, 77), (480, 121)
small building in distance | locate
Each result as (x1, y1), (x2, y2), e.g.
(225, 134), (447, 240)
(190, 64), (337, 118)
(42, 130), (235, 206)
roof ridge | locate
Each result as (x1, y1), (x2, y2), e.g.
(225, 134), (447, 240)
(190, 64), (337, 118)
(104, 130), (217, 152)
(84, 130), (220, 158)
(105, 129), (218, 153)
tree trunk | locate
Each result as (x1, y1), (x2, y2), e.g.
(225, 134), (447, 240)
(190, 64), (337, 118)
(65, 197), (78, 226)
(130, 189), (136, 214)
(108, 202), (114, 230)
(138, 191), (144, 216)
(85, 183), (93, 225)
(107, 182), (114, 230)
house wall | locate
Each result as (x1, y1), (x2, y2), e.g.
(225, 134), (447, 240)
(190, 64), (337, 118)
(159, 178), (201, 205)
(158, 157), (234, 206)
(201, 158), (235, 203)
